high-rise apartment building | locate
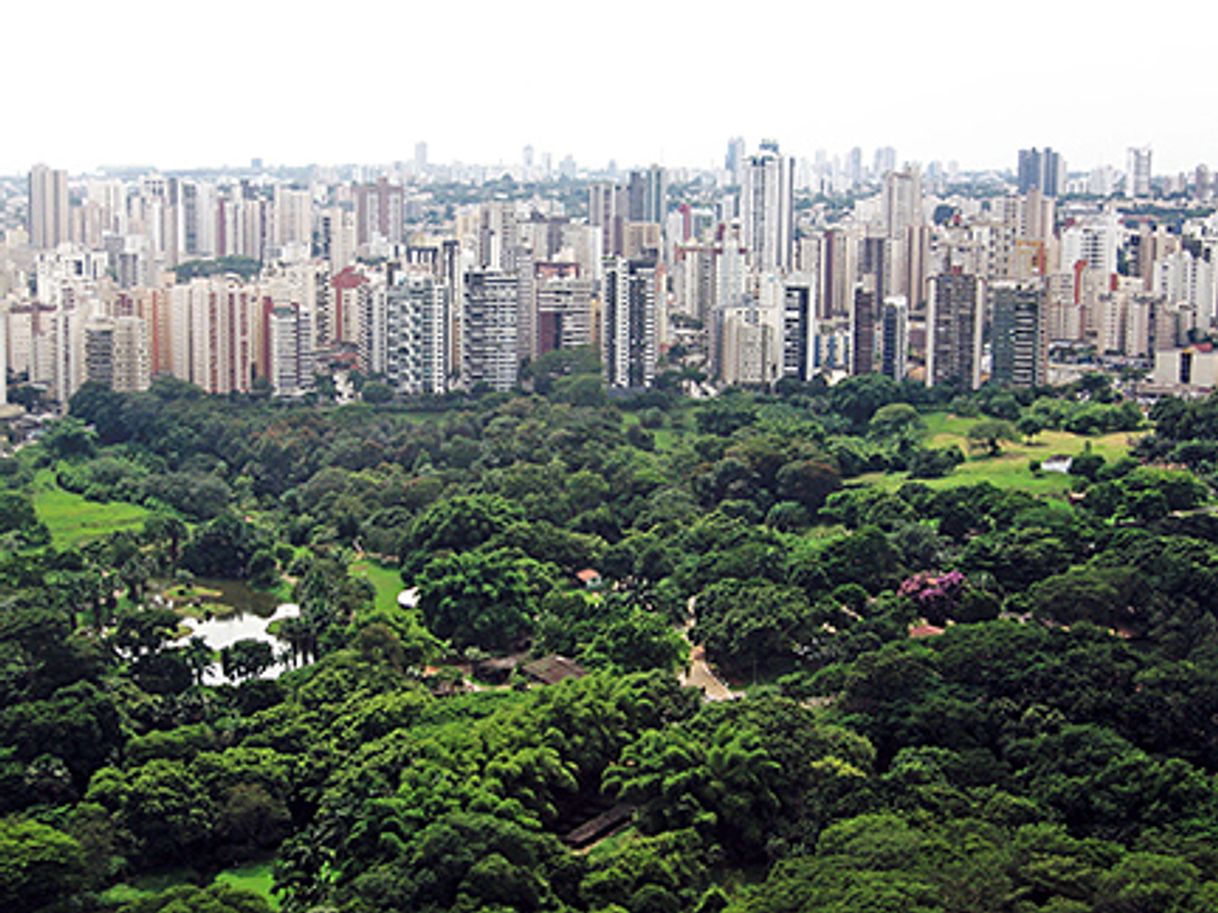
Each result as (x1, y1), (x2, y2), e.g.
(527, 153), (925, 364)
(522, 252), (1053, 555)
(1127, 146), (1153, 197)
(645, 165), (667, 225)
(84, 319), (115, 389)
(1193, 164), (1212, 201)
(781, 275), (816, 382)
(602, 257), (658, 389)
(272, 186), (312, 249)
(719, 303), (782, 386)
(384, 273), (450, 396)
(268, 303), (314, 397)
(873, 146), (897, 178)
(535, 267), (595, 356)
(111, 316), (151, 392)
(354, 178), (405, 245)
(991, 281), (1046, 388)
(28, 165), (70, 250)
(847, 147), (863, 186)
(741, 148), (794, 272)
(463, 270), (518, 392)
(623, 166), (667, 226)
(327, 266), (369, 345)
(1017, 147), (1064, 197)
(478, 202), (521, 272)
(588, 181), (624, 256)
(725, 137), (746, 183)
(882, 168), (923, 239)
(927, 272), (984, 389)
(169, 278), (258, 394)
(881, 296), (909, 381)
(1060, 213), (1120, 276)
(851, 282), (877, 375)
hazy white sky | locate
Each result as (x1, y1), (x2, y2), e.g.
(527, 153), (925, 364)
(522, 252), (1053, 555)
(5, 0), (1216, 176)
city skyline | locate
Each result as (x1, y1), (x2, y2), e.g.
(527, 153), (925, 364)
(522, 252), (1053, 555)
(5, 0), (1218, 176)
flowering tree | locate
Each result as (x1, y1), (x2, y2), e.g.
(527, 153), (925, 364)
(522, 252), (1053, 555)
(897, 571), (967, 626)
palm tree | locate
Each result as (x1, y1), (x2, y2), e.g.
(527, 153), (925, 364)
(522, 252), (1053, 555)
(144, 514), (189, 569)
(119, 555), (152, 605)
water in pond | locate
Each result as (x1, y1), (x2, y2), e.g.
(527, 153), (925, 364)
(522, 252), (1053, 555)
(167, 579), (307, 685)
(186, 578), (282, 616)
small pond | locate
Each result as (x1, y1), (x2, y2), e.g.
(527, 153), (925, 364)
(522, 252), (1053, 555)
(165, 578), (306, 686)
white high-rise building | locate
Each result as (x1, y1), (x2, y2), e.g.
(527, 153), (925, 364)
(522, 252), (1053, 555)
(882, 168), (923, 239)
(268, 303), (314, 397)
(1127, 146), (1153, 197)
(384, 273), (450, 396)
(462, 270), (518, 391)
(740, 147), (794, 272)
(85, 316), (150, 393)
(1154, 250), (1217, 327)
(28, 165), (70, 250)
(319, 207), (357, 271)
(112, 316), (150, 392)
(47, 306), (88, 406)
(720, 302), (782, 386)
(1060, 214), (1120, 277)
(1088, 166), (1117, 197)
(715, 234), (747, 310)
(672, 243), (716, 324)
(272, 186), (312, 249)
(169, 277), (258, 394)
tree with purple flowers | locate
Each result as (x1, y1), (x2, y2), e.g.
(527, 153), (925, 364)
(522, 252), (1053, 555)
(897, 571), (967, 627)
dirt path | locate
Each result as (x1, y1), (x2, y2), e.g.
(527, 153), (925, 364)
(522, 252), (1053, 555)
(677, 596), (741, 701)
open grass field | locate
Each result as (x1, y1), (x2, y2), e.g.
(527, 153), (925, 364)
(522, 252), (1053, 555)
(100, 859), (279, 909)
(31, 467), (150, 548)
(351, 558), (406, 611)
(97, 867), (201, 906)
(214, 859), (280, 909)
(621, 411), (684, 452)
(856, 412), (1144, 494)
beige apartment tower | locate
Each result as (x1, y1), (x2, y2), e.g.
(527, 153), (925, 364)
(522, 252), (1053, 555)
(29, 165), (70, 250)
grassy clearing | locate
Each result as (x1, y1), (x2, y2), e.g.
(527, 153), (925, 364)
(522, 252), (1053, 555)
(31, 468), (150, 548)
(583, 824), (637, 861)
(621, 411), (684, 452)
(100, 860), (279, 909)
(351, 558), (406, 611)
(857, 413), (1142, 494)
(98, 867), (200, 905)
(214, 859), (280, 909)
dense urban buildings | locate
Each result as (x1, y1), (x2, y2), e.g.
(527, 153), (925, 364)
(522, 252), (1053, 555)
(2, 137), (1218, 407)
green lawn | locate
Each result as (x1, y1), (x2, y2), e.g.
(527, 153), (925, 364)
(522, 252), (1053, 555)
(621, 411), (684, 452)
(98, 867), (201, 905)
(583, 824), (637, 861)
(31, 468), (150, 548)
(351, 558), (406, 611)
(214, 859), (280, 909)
(857, 413), (1142, 494)
(100, 860), (279, 909)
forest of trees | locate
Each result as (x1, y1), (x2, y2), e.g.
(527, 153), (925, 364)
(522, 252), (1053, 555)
(4, 366), (1218, 912)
